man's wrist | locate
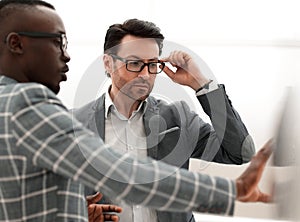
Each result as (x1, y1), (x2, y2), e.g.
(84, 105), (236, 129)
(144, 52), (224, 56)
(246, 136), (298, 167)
(195, 79), (213, 93)
(195, 80), (218, 96)
(235, 179), (244, 202)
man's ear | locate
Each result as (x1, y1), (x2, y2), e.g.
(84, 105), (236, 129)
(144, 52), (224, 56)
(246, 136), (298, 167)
(5, 32), (24, 54)
(103, 54), (114, 75)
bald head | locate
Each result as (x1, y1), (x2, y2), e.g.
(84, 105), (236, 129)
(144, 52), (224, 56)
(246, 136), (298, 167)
(0, 0), (55, 42)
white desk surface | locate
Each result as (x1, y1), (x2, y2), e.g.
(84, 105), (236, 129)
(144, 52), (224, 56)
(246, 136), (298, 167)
(193, 213), (289, 222)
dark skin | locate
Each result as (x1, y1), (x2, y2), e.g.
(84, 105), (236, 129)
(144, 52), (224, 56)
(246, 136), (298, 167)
(0, 6), (70, 94)
(87, 192), (122, 222)
(236, 139), (273, 202)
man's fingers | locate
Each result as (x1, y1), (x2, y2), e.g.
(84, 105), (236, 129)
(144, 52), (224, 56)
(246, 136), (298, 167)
(162, 65), (176, 80)
(88, 203), (122, 222)
(236, 139), (274, 202)
(86, 192), (103, 205)
(257, 192), (272, 203)
(256, 139), (273, 161)
(88, 204), (103, 222)
(101, 204), (122, 213)
(250, 139), (273, 171)
(103, 214), (120, 222)
(162, 51), (188, 67)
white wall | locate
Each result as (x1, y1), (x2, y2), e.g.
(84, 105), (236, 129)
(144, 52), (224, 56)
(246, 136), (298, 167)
(47, 0), (300, 149)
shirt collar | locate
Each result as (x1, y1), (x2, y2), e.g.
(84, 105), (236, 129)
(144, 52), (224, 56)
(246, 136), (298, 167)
(0, 75), (19, 85)
(104, 85), (148, 118)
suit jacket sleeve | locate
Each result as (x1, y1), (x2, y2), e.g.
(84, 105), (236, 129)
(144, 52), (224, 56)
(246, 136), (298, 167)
(191, 84), (255, 164)
(11, 84), (236, 215)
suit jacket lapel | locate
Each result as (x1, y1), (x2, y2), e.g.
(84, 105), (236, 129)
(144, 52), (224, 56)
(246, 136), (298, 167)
(89, 94), (105, 140)
(144, 98), (160, 160)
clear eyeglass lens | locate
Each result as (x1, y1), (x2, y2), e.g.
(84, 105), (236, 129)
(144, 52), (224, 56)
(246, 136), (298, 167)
(127, 61), (144, 71)
(149, 63), (160, 73)
(62, 35), (68, 51)
(127, 61), (163, 74)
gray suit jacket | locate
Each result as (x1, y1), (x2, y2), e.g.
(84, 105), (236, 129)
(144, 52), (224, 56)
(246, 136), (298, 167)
(73, 85), (255, 222)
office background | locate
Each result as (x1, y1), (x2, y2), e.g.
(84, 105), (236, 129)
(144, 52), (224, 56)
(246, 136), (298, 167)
(49, 0), (300, 150)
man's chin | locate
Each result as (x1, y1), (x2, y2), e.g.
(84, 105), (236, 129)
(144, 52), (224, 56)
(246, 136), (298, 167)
(45, 84), (60, 95)
(53, 85), (60, 95)
(135, 89), (151, 100)
(141, 94), (150, 100)
(128, 94), (149, 102)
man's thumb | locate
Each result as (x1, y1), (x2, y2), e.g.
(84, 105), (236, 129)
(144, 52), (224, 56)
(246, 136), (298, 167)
(86, 192), (103, 205)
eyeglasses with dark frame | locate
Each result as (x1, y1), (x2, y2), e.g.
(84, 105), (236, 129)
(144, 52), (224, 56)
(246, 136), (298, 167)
(110, 54), (165, 74)
(13, 31), (68, 55)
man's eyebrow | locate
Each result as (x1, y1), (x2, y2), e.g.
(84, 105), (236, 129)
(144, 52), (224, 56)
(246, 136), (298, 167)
(126, 55), (159, 61)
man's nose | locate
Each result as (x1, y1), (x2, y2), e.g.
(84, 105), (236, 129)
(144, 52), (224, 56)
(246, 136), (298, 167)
(138, 65), (150, 79)
(62, 50), (71, 62)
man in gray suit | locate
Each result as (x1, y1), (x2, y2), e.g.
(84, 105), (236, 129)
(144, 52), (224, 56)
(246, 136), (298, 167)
(0, 1), (272, 221)
(73, 19), (256, 221)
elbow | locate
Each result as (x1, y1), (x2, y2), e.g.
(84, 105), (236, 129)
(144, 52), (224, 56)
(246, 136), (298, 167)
(241, 135), (256, 163)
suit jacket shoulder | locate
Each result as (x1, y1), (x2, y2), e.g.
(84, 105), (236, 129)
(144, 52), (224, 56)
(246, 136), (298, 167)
(72, 94), (105, 123)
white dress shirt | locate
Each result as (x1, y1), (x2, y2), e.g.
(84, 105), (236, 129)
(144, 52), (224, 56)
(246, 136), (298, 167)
(104, 90), (158, 222)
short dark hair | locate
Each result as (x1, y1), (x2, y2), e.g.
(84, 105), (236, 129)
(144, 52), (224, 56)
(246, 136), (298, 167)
(0, 0), (55, 52)
(0, 0), (55, 57)
(0, 0), (54, 10)
(104, 18), (164, 56)
(0, 0), (55, 31)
